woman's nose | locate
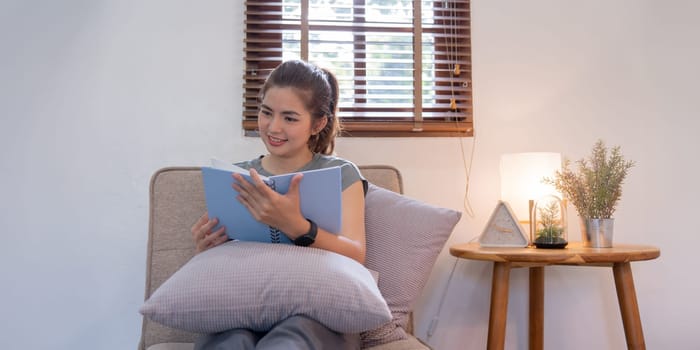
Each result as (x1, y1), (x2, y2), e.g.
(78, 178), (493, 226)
(267, 115), (282, 131)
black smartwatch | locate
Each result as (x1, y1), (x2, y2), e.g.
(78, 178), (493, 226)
(293, 219), (318, 247)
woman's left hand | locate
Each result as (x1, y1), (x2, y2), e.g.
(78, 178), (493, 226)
(232, 169), (308, 238)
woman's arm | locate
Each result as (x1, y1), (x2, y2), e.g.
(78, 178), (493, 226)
(305, 180), (366, 263)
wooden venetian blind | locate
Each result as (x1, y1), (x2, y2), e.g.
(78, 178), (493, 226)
(244, 0), (472, 137)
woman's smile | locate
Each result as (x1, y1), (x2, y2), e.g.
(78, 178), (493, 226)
(266, 135), (288, 147)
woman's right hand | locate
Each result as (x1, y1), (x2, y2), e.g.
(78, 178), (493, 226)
(191, 212), (229, 253)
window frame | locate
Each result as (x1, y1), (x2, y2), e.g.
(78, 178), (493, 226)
(243, 0), (473, 137)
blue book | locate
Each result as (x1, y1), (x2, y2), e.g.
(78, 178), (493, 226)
(201, 159), (342, 244)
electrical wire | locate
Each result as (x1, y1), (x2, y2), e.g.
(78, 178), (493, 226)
(425, 256), (460, 342)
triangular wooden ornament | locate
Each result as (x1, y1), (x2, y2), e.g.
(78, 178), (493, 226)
(479, 200), (529, 247)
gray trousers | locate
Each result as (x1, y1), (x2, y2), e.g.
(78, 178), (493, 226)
(194, 315), (361, 350)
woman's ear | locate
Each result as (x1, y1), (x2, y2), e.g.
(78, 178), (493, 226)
(312, 116), (328, 135)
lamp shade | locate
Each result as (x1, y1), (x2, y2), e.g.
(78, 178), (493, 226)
(500, 152), (562, 222)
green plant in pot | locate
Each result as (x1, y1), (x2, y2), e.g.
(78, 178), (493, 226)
(545, 140), (635, 248)
(532, 195), (568, 248)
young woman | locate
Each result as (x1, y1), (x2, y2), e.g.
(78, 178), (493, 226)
(190, 60), (367, 349)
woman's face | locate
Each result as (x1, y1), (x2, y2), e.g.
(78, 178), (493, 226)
(258, 86), (319, 159)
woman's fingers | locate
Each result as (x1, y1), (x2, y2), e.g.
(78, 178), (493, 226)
(202, 216), (219, 232)
(248, 168), (272, 190)
(191, 214), (229, 252)
(197, 225), (227, 251)
(232, 169), (272, 197)
(232, 171), (270, 220)
(191, 213), (209, 238)
(194, 217), (216, 241)
(210, 226), (229, 245)
(286, 173), (303, 200)
(232, 169), (305, 231)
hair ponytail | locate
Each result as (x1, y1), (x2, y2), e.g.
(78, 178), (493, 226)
(313, 68), (340, 154)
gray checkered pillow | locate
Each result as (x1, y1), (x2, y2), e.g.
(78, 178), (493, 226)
(139, 241), (391, 334)
(361, 184), (462, 347)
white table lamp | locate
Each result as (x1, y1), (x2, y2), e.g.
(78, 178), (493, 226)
(500, 152), (562, 239)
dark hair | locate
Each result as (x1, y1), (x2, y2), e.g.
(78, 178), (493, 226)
(259, 60), (340, 155)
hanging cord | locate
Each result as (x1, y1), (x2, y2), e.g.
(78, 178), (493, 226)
(441, 0), (458, 111)
(449, 0), (475, 218)
(450, 0), (458, 76)
(459, 132), (476, 218)
(426, 2), (476, 343)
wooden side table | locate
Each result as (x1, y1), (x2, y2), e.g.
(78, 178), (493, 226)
(449, 242), (660, 350)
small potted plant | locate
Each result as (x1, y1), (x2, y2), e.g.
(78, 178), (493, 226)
(545, 140), (635, 247)
(532, 195), (568, 248)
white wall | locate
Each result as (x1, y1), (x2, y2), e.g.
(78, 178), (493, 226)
(1, 0), (698, 349)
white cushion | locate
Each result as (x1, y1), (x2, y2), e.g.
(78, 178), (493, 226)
(140, 241), (391, 334)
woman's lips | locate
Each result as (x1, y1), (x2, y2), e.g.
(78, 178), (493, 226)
(267, 135), (287, 147)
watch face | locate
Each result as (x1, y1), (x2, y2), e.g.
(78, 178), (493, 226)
(294, 235), (315, 247)
(294, 219), (318, 246)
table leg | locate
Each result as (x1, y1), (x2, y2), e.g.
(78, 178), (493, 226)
(487, 262), (511, 350)
(529, 267), (544, 350)
(613, 262), (646, 350)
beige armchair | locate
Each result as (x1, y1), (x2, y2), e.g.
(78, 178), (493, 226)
(140, 165), (459, 350)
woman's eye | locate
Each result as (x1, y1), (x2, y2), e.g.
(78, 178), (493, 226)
(284, 116), (298, 122)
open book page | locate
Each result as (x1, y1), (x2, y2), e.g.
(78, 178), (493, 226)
(210, 157), (270, 181)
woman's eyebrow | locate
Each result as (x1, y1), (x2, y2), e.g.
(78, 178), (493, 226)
(281, 110), (301, 116)
(261, 103), (301, 116)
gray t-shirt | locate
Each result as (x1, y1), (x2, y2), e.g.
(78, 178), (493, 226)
(235, 153), (368, 195)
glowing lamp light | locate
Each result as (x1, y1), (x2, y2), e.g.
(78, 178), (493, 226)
(499, 152), (562, 228)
